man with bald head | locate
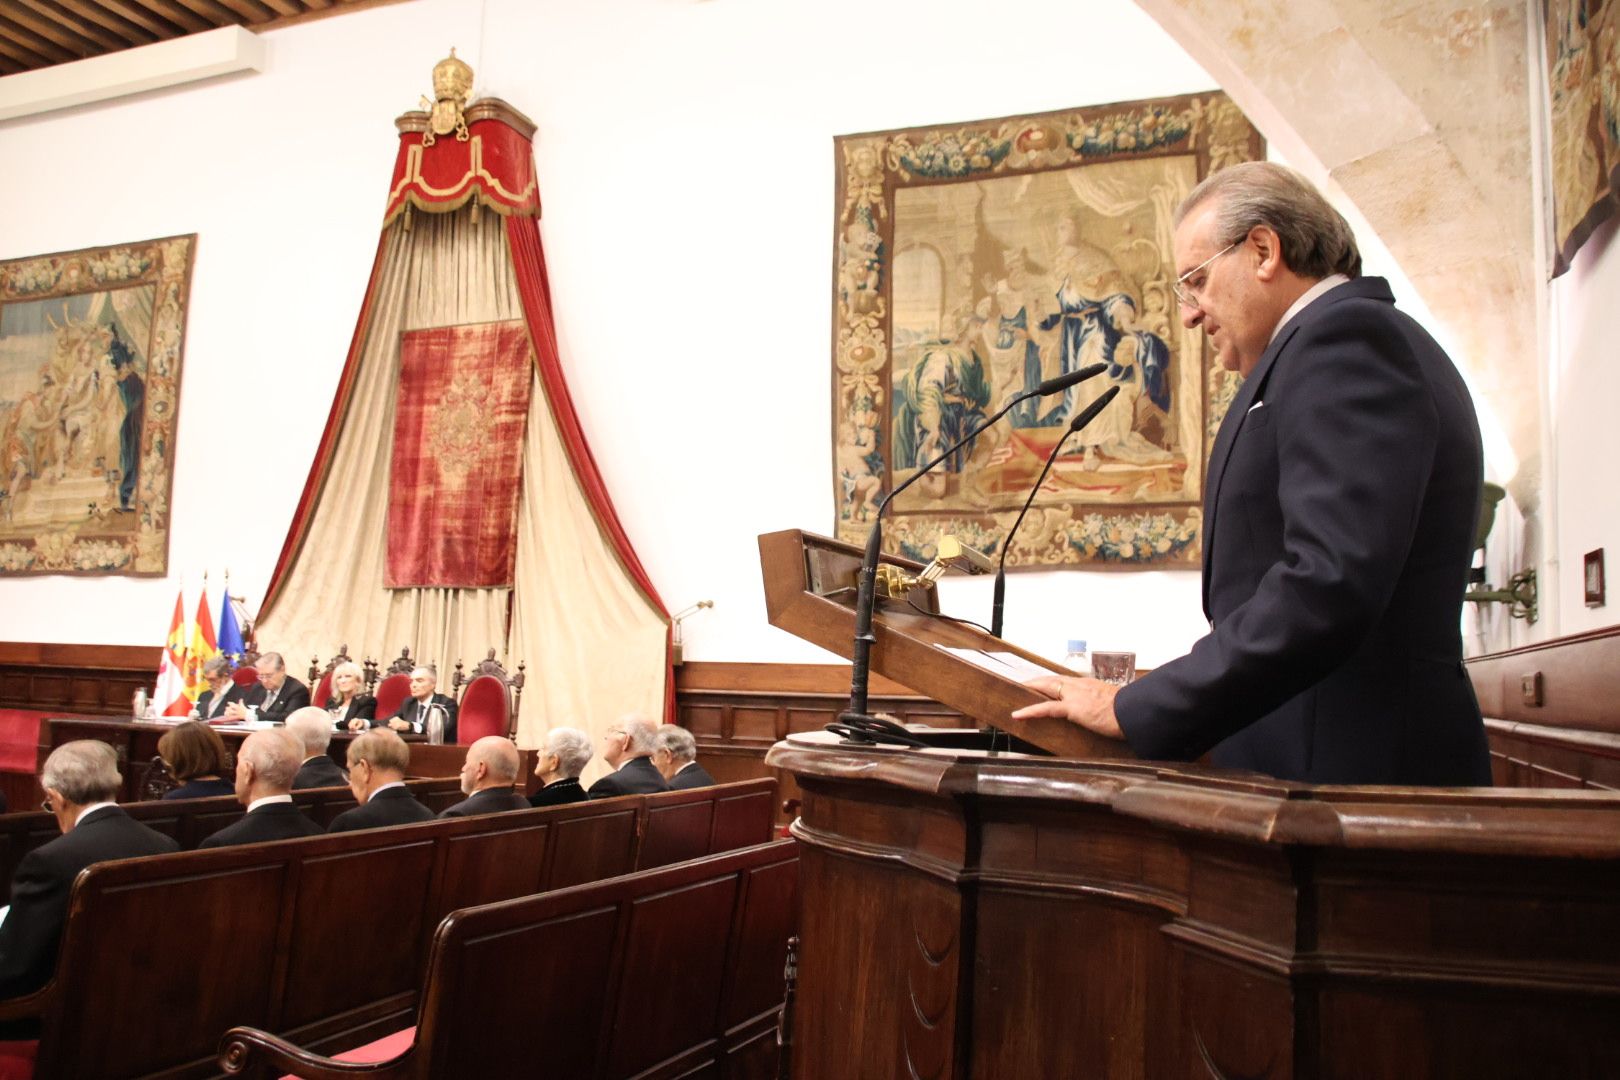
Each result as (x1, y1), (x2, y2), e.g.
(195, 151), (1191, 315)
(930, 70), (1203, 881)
(199, 729), (325, 848)
(286, 706), (349, 790)
(587, 716), (670, 799)
(439, 736), (530, 818)
(327, 730), (436, 833)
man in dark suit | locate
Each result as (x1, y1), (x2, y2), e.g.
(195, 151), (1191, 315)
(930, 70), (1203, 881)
(328, 730), (436, 832)
(286, 706), (349, 790)
(652, 726), (716, 790)
(198, 729), (324, 848)
(529, 726), (592, 808)
(194, 656), (252, 719)
(379, 666), (458, 743)
(587, 716), (670, 799)
(0, 741), (177, 1022)
(439, 736), (530, 817)
(224, 651), (311, 725)
(1016, 162), (1491, 787)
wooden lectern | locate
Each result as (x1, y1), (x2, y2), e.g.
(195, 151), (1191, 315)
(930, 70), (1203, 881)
(761, 529), (1620, 1079)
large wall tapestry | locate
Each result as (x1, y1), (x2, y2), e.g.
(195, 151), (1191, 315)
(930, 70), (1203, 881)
(0, 235), (195, 575)
(832, 94), (1261, 569)
(1546, 0), (1620, 274)
(385, 319), (533, 588)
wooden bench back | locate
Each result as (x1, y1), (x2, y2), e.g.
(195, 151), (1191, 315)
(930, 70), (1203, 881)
(16, 779), (776, 1079)
(224, 838), (801, 1080)
(0, 776), (462, 904)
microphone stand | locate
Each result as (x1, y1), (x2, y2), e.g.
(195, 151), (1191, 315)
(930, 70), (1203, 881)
(989, 384), (1122, 638)
(834, 365), (1109, 746)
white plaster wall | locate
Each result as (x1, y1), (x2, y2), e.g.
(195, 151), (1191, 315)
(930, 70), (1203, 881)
(1549, 217), (1620, 636)
(0, 0), (1575, 674)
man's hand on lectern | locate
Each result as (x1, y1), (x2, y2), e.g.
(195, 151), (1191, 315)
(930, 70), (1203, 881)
(1012, 676), (1124, 739)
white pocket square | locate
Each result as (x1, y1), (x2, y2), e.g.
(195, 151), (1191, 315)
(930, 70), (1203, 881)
(1247, 401), (1266, 413)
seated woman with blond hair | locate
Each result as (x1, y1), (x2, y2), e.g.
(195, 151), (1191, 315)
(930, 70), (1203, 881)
(157, 721), (236, 800)
(324, 660), (376, 731)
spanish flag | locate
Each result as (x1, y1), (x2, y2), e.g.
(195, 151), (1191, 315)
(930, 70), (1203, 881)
(183, 587), (219, 703)
(155, 591), (190, 717)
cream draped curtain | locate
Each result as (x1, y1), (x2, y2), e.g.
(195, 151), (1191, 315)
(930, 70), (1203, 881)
(257, 207), (667, 764)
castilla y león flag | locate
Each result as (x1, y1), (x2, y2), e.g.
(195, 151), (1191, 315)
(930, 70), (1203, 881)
(155, 590), (190, 717)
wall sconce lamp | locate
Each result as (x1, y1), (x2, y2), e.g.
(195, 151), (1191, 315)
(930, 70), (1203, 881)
(671, 600), (714, 665)
(1463, 482), (1537, 622)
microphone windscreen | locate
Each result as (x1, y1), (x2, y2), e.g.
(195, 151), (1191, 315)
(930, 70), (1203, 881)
(1036, 363), (1108, 396)
(1068, 384), (1122, 431)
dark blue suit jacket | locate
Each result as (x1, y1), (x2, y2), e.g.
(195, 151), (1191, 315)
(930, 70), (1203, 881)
(1115, 277), (1491, 786)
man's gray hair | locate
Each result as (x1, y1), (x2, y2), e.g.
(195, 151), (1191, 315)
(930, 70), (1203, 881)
(41, 740), (121, 805)
(285, 706), (334, 755)
(653, 725), (698, 766)
(544, 726), (592, 778)
(621, 717), (659, 756)
(202, 655), (232, 679)
(260, 651), (285, 671)
(1175, 162), (1361, 280)
(411, 665), (437, 684)
(239, 729), (303, 791)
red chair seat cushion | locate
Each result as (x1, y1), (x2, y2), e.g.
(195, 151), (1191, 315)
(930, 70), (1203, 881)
(457, 675), (508, 744)
(0, 1039), (39, 1080)
(0, 710), (48, 775)
(278, 1027), (415, 1079)
(373, 674), (412, 720)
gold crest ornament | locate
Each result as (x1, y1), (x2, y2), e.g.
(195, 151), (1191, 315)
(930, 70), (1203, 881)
(420, 48), (473, 147)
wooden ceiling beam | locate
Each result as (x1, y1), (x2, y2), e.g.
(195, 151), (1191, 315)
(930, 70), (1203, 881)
(124, 0), (214, 33)
(52, 0), (158, 47)
(211, 0), (279, 24)
(17, 0), (130, 53)
(0, 12), (79, 64)
(0, 52), (25, 75)
(3, 3), (102, 59)
(167, 0), (249, 28)
(0, 29), (59, 69)
(94, 0), (187, 38)
(256, 0), (303, 17)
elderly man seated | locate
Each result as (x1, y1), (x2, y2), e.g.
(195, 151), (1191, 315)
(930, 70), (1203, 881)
(587, 716), (669, 799)
(439, 736), (530, 818)
(194, 656), (251, 719)
(357, 665), (458, 743)
(199, 729), (325, 848)
(651, 726), (717, 790)
(224, 651), (311, 725)
(327, 730), (436, 832)
(529, 726), (592, 808)
(286, 706), (350, 790)
(0, 742), (178, 1023)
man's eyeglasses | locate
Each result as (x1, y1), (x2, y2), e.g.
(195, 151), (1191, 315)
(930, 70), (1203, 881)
(1172, 240), (1239, 309)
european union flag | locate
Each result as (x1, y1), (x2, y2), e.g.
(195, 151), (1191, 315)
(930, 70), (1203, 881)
(218, 592), (246, 659)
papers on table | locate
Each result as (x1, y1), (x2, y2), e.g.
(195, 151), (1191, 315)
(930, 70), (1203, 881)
(935, 646), (1060, 683)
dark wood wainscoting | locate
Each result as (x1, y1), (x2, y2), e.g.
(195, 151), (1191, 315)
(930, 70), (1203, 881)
(678, 662), (968, 817)
(1466, 624), (1620, 789)
(0, 642), (157, 716)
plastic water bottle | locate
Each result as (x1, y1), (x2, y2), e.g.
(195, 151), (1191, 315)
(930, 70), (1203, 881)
(133, 688), (147, 718)
(1064, 639), (1090, 675)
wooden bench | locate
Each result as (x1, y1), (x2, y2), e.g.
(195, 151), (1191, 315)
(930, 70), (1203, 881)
(0, 779), (775, 1079)
(0, 777), (464, 905)
(220, 839), (801, 1080)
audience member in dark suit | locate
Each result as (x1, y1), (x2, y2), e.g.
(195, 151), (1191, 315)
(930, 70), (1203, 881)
(0, 741), (177, 1031)
(193, 656), (252, 720)
(439, 736), (530, 818)
(198, 729), (324, 849)
(157, 721), (236, 800)
(225, 651), (311, 725)
(286, 706), (349, 790)
(327, 730), (435, 833)
(1015, 163), (1491, 786)
(323, 660), (376, 730)
(587, 716), (670, 799)
(529, 726), (592, 808)
(652, 726), (717, 790)
(367, 665), (457, 743)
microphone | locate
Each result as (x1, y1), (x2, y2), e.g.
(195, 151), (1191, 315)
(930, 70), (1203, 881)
(989, 384), (1122, 638)
(836, 363), (1109, 741)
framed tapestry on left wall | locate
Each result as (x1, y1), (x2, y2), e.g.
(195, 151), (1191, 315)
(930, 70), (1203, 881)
(0, 234), (196, 575)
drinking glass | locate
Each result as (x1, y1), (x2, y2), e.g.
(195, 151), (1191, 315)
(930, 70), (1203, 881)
(1090, 651), (1136, 686)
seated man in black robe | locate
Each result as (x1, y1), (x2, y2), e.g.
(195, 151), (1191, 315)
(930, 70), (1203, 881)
(199, 729), (325, 848)
(587, 716), (669, 799)
(328, 730), (435, 833)
(652, 726), (717, 790)
(286, 706), (350, 790)
(439, 736), (530, 817)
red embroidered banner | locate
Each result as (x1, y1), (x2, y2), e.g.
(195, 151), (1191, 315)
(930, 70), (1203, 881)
(386, 320), (532, 588)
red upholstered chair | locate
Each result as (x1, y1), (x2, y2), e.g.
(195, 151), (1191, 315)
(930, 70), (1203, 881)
(230, 666), (259, 689)
(0, 1039), (37, 1080)
(373, 673), (411, 720)
(456, 676), (510, 744)
(311, 672), (334, 709)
